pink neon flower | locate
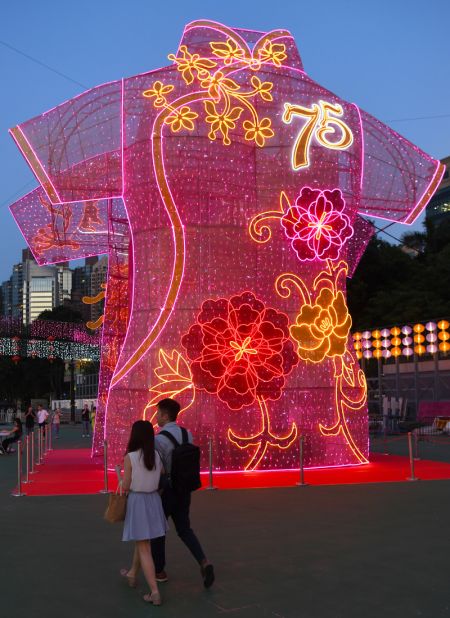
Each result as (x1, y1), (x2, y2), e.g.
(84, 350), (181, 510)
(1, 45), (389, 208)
(281, 187), (353, 262)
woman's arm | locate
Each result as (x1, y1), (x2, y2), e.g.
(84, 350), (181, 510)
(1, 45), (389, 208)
(122, 454), (132, 492)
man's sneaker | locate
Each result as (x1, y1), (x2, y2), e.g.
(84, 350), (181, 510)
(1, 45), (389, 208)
(155, 571), (168, 583)
(201, 564), (215, 588)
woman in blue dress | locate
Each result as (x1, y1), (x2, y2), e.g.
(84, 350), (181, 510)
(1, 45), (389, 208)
(120, 420), (168, 605)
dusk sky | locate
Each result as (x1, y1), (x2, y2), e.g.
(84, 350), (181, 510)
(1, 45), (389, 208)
(1, 0), (449, 280)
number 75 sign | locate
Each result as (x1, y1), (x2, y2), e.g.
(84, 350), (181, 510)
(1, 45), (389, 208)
(283, 100), (354, 170)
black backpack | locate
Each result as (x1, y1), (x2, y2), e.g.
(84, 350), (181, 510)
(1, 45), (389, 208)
(159, 428), (201, 493)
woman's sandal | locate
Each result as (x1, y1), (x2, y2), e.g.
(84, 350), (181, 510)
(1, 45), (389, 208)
(143, 591), (162, 606)
(120, 568), (137, 588)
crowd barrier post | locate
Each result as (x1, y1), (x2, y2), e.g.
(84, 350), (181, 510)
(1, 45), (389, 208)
(12, 440), (25, 497)
(41, 427), (45, 462)
(205, 437), (217, 491)
(99, 440), (109, 494)
(48, 423), (53, 451)
(45, 424), (49, 454)
(30, 430), (35, 474)
(407, 432), (419, 481)
(36, 427), (41, 465)
(296, 435), (308, 487)
(23, 436), (30, 484)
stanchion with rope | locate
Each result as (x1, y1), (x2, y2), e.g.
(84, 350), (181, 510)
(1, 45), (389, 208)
(296, 435), (308, 487)
(205, 437), (217, 491)
(99, 440), (110, 494)
(48, 422), (53, 451)
(12, 440), (25, 497)
(407, 432), (419, 481)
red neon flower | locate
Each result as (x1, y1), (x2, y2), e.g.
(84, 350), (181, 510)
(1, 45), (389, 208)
(181, 292), (298, 410)
(281, 187), (353, 261)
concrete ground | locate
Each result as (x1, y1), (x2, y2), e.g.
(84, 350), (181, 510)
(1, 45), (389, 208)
(1, 425), (449, 618)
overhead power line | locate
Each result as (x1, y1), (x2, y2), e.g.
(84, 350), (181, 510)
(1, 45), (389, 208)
(0, 39), (88, 89)
(387, 113), (450, 123)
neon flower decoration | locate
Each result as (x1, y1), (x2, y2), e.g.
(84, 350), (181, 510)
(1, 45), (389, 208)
(290, 286), (352, 362)
(8, 19), (444, 472)
(182, 292), (298, 469)
(249, 187), (354, 262)
(249, 188), (353, 262)
(282, 188), (353, 261)
(182, 292), (298, 409)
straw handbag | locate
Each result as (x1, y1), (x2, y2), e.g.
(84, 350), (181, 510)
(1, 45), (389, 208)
(104, 482), (127, 523)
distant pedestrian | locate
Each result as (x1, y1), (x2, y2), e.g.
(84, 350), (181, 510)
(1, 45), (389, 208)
(90, 406), (96, 432)
(36, 404), (49, 436)
(25, 406), (36, 436)
(1, 417), (23, 454)
(81, 404), (90, 437)
(52, 408), (62, 439)
(151, 398), (215, 588)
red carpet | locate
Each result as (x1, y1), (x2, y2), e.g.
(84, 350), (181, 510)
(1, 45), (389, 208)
(16, 448), (450, 496)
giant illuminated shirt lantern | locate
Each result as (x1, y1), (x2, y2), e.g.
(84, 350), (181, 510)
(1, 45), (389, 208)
(9, 20), (444, 471)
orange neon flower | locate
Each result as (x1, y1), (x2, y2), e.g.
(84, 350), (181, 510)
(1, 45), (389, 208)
(164, 106), (198, 132)
(258, 41), (287, 67)
(250, 75), (273, 101)
(168, 45), (216, 85)
(200, 71), (239, 100)
(210, 38), (245, 65)
(143, 81), (174, 107)
(243, 117), (274, 147)
(290, 288), (352, 363)
(204, 101), (243, 145)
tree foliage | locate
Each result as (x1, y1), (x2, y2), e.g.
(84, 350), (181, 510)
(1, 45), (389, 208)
(347, 218), (450, 329)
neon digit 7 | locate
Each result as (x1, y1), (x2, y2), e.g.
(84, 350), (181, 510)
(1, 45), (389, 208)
(283, 102), (320, 169)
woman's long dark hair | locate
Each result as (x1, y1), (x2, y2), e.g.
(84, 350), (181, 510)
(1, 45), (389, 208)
(126, 420), (155, 470)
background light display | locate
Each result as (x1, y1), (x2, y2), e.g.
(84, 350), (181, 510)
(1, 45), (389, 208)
(9, 20), (444, 471)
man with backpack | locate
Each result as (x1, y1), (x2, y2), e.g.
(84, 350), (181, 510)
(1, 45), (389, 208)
(151, 398), (215, 588)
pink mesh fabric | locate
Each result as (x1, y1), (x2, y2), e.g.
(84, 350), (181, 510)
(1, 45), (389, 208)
(9, 20), (444, 471)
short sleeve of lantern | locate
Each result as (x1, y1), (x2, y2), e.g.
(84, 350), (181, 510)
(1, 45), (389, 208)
(9, 186), (125, 266)
(358, 109), (445, 224)
(10, 81), (123, 204)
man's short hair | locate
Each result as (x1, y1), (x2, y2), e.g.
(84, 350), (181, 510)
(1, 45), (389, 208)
(157, 398), (181, 422)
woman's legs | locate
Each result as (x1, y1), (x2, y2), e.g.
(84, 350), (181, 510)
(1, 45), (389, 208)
(126, 543), (141, 578)
(136, 540), (159, 595)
